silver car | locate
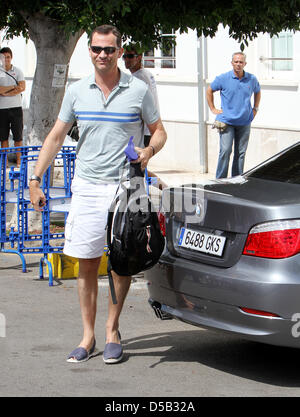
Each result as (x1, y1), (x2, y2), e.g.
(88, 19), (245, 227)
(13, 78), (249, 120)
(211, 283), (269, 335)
(146, 141), (300, 348)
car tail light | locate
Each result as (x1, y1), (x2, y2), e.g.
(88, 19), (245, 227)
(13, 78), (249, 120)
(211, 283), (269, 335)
(158, 211), (166, 237)
(240, 307), (280, 318)
(243, 220), (300, 259)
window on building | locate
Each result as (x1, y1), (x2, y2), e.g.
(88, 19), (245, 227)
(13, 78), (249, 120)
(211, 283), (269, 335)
(143, 30), (176, 69)
(143, 50), (155, 68)
(271, 31), (293, 71)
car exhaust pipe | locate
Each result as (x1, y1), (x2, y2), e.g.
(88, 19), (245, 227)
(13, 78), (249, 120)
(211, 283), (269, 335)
(148, 299), (173, 320)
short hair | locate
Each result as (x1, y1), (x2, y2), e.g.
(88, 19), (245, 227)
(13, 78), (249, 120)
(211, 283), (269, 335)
(89, 25), (122, 48)
(0, 47), (12, 57)
(232, 52), (246, 61)
(124, 42), (142, 55)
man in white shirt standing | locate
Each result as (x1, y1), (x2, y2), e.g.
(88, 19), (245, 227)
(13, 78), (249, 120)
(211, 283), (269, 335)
(123, 44), (160, 147)
(0, 47), (26, 167)
(123, 44), (166, 190)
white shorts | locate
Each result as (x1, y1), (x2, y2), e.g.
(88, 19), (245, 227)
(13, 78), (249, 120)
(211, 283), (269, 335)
(63, 176), (119, 259)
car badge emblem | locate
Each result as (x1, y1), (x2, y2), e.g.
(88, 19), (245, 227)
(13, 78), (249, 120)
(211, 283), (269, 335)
(195, 203), (202, 217)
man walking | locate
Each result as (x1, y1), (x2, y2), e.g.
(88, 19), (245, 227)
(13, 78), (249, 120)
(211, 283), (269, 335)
(123, 43), (167, 189)
(29, 25), (167, 364)
(206, 52), (261, 178)
(123, 43), (160, 147)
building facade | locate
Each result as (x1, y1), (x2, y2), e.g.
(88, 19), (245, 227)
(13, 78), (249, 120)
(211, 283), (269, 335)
(1, 25), (300, 176)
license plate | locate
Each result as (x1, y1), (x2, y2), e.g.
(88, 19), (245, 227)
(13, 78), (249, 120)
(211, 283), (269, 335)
(178, 227), (226, 257)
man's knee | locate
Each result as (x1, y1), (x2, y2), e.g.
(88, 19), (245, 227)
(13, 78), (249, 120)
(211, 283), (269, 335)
(111, 271), (131, 283)
(219, 144), (232, 158)
(78, 257), (101, 276)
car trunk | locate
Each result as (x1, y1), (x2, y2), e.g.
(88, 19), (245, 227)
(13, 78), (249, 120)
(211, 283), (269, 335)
(162, 177), (300, 268)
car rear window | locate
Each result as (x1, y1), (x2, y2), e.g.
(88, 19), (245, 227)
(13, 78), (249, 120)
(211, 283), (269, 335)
(245, 142), (300, 184)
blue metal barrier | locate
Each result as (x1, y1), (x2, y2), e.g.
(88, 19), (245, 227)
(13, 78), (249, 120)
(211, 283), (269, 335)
(0, 146), (76, 285)
(144, 167), (158, 195)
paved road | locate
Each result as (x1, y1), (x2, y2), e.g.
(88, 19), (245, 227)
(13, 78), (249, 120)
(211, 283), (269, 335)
(1, 252), (300, 399)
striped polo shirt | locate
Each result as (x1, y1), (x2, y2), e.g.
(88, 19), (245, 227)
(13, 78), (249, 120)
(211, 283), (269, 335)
(58, 70), (159, 183)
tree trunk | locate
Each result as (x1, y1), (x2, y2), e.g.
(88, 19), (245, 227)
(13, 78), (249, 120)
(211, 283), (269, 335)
(9, 12), (83, 232)
(25, 12), (83, 145)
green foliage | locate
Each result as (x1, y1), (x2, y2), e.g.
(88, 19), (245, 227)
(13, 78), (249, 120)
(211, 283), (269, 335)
(1, 0), (300, 49)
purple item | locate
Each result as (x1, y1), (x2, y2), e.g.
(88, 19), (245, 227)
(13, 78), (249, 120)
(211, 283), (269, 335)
(124, 136), (138, 161)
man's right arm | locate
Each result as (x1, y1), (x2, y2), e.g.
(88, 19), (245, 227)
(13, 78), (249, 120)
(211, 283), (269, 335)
(1, 81), (26, 96)
(206, 86), (223, 115)
(0, 85), (17, 95)
(29, 119), (73, 211)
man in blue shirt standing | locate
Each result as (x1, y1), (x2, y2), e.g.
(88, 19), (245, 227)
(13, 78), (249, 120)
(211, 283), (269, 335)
(206, 52), (261, 178)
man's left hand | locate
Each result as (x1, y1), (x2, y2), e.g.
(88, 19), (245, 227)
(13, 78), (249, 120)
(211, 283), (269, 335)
(132, 146), (153, 170)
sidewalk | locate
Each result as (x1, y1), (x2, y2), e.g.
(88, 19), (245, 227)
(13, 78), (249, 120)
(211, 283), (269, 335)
(149, 166), (214, 188)
(0, 168), (205, 397)
(0, 169), (221, 398)
(1, 251), (206, 398)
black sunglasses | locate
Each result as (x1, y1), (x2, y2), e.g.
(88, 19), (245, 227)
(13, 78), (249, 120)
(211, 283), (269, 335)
(123, 53), (139, 59)
(90, 46), (118, 55)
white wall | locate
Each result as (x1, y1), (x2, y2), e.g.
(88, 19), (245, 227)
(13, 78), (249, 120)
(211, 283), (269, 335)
(205, 27), (300, 131)
(68, 33), (93, 78)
